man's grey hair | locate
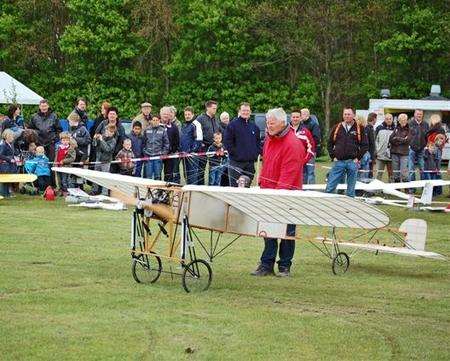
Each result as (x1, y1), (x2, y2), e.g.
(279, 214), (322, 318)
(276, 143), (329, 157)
(266, 108), (287, 125)
(160, 106), (172, 115)
(169, 105), (177, 115)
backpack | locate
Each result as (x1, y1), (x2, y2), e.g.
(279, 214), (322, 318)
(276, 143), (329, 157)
(43, 186), (56, 201)
(333, 122), (361, 143)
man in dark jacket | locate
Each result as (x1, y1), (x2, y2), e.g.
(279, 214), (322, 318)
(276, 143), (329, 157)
(408, 109), (429, 182)
(142, 116), (169, 180)
(196, 100), (220, 185)
(326, 107), (368, 197)
(29, 99), (62, 160)
(160, 106), (180, 183)
(180, 107), (203, 184)
(224, 102), (261, 186)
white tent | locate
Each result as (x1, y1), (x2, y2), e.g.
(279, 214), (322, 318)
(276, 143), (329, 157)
(0, 71), (43, 105)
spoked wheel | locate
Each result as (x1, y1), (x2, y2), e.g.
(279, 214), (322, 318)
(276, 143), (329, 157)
(131, 253), (162, 284)
(332, 252), (350, 275)
(182, 259), (212, 293)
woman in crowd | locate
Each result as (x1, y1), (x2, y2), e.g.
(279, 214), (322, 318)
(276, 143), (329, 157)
(0, 129), (18, 197)
(389, 113), (410, 183)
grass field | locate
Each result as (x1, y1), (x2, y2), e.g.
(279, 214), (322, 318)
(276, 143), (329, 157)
(1, 166), (449, 360)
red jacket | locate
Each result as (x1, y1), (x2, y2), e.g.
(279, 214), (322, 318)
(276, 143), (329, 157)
(259, 127), (306, 190)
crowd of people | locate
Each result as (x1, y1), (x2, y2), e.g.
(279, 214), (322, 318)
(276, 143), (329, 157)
(0, 98), (320, 197)
(0, 98), (448, 200)
(1, 98), (449, 277)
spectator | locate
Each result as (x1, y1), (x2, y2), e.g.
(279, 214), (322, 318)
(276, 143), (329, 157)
(0, 129), (18, 198)
(115, 138), (135, 176)
(91, 124), (117, 195)
(224, 102), (261, 186)
(219, 111), (231, 186)
(133, 102), (153, 130)
(389, 113), (410, 183)
(160, 106), (180, 183)
(129, 121), (144, 177)
(291, 109), (315, 183)
(426, 114), (446, 195)
(356, 115), (371, 181)
(55, 132), (77, 196)
(251, 108), (305, 277)
(299, 108), (321, 183)
(180, 106), (203, 184)
(219, 111), (230, 133)
(375, 113), (394, 181)
(68, 98), (88, 125)
(424, 134), (445, 182)
(366, 112), (377, 178)
(326, 107), (368, 197)
(95, 106), (126, 158)
(408, 109), (429, 183)
(29, 99), (61, 160)
(89, 101), (110, 166)
(24, 145), (51, 193)
(196, 100), (220, 185)
(0, 104), (24, 139)
(68, 112), (91, 162)
(207, 132), (226, 186)
(142, 116), (169, 180)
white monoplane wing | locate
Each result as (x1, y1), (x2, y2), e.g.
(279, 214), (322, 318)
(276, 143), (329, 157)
(53, 167), (167, 197)
(182, 185), (390, 238)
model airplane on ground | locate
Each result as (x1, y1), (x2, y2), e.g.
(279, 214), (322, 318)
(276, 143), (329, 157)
(0, 173), (37, 200)
(52, 167), (446, 292)
(304, 178), (450, 209)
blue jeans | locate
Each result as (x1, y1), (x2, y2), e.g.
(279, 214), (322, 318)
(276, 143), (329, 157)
(326, 159), (358, 197)
(145, 159), (162, 180)
(408, 149), (425, 182)
(303, 156), (316, 184)
(357, 152), (371, 181)
(133, 160), (143, 177)
(183, 157), (199, 185)
(260, 224), (296, 270)
(209, 165), (223, 186)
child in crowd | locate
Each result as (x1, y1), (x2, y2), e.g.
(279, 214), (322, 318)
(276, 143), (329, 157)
(237, 175), (251, 188)
(55, 132), (77, 196)
(207, 132), (226, 186)
(142, 116), (169, 180)
(129, 121), (144, 177)
(115, 138), (135, 176)
(92, 124), (117, 194)
(0, 129), (18, 197)
(25, 145), (51, 193)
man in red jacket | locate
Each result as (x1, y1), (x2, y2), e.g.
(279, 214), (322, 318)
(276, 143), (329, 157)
(252, 108), (306, 277)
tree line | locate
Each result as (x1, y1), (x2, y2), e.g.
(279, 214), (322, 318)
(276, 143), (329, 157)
(1, 0), (449, 135)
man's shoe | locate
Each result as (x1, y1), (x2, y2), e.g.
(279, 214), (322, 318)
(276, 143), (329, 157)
(250, 264), (274, 276)
(277, 268), (291, 277)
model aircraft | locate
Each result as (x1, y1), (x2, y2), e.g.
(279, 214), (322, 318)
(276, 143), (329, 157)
(304, 178), (450, 207)
(52, 167), (446, 292)
(0, 173), (37, 200)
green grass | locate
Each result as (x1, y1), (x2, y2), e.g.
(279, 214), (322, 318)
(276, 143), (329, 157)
(1, 170), (450, 360)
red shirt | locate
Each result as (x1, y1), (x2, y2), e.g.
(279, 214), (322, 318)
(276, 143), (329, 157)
(259, 127), (306, 190)
(56, 144), (69, 163)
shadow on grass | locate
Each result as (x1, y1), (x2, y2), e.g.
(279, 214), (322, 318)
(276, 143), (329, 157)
(348, 262), (446, 280)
